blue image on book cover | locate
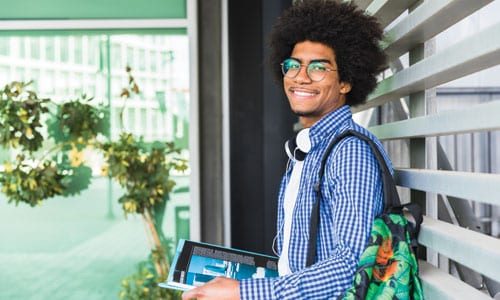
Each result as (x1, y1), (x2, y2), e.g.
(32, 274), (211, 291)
(160, 239), (279, 291)
(185, 255), (278, 286)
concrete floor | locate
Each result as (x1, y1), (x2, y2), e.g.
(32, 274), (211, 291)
(0, 178), (159, 300)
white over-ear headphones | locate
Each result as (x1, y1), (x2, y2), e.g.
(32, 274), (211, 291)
(284, 128), (311, 161)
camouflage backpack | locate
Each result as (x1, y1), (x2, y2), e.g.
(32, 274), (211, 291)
(307, 130), (424, 300)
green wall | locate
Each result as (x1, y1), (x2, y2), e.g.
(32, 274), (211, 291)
(0, 0), (186, 19)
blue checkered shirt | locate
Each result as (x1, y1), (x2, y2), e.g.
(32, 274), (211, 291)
(240, 105), (391, 299)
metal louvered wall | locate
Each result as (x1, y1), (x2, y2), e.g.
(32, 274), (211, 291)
(352, 0), (500, 299)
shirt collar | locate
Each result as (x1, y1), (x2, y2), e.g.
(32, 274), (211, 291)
(308, 105), (352, 149)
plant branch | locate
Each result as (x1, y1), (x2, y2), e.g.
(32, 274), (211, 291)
(143, 208), (169, 279)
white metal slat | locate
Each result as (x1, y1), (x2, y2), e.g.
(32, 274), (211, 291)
(363, 0), (500, 298)
(383, 0), (492, 61)
(365, 0), (419, 28)
(350, 0), (372, 10)
(395, 168), (500, 207)
(353, 21), (500, 113)
(419, 261), (492, 300)
(418, 216), (500, 281)
(368, 100), (500, 140)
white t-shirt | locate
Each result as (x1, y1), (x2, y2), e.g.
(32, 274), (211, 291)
(278, 160), (304, 276)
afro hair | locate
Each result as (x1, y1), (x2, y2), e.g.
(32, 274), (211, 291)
(269, 0), (387, 107)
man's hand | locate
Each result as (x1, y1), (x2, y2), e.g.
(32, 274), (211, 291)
(181, 277), (240, 300)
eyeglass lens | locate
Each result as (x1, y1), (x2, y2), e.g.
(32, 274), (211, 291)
(281, 58), (330, 81)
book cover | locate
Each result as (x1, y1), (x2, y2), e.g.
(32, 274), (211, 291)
(159, 239), (279, 291)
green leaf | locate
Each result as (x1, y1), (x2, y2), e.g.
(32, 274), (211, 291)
(47, 96), (109, 144)
(61, 165), (93, 196)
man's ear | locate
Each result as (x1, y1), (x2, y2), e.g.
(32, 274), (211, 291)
(340, 82), (352, 94)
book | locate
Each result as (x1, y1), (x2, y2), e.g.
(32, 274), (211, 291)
(158, 239), (279, 291)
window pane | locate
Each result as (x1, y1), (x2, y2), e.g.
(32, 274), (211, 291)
(111, 44), (122, 70)
(0, 33), (191, 299)
(19, 37), (26, 58)
(0, 38), (9, 56)
(60, 37), (69, 63)
(45, 38), (55, 61)
(30, 38), (40, 60)
(74, 37), (83, 65)
(150, 50), (157, 72)
(126, 46), (134, 67)
(88, 36), (98, 66)
(139, 49), (146, 71)
(0, 66), (8, 84)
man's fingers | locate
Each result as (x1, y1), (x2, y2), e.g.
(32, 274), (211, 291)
(182, 287), (200, 300)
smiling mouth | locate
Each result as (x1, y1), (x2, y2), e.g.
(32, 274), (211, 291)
(289, 88), (319, 97)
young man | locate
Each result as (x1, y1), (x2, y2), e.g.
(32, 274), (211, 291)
(183, 1), (388, 299)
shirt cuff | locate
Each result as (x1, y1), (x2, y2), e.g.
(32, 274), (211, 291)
(239, 278), (275, 300)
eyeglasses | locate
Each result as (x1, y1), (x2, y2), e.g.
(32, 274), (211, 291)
(280, 58), (336, 82)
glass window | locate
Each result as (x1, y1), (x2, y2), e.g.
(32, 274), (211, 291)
(126, 46), (134, 68)
(30, 69), (41, 90)
(143, 80), (153, 99)
(40, 70), (55, 95)
(19, 37), (26, 58)
(126, 107), (136, 133)
(74, 37), (83, 65)
(112, 107), (122, 138)
(14, 67), (25, 81)
(152, 110), (159, 139)
(59, 71), (70, 95)
(140, 108), (148, 136)
(30, 37), (40, 60)
(165, 112), (173, 140)
(111, 44), (122, 70)
(176, 116), (184, 139)
(139, 49), (146, 71)
(111, 76), (121, 95)
(73, 73), (84, 95)
(0, 66), (9, 84)
(0, 37), (9, 56)
(149, 50), (157, 72)
(0, 33), (191, 299)
(161, 51), (170, 71)
(60, 37), (69, 63)
(87, 36), (98, 66)
(45, 38), (55, 61)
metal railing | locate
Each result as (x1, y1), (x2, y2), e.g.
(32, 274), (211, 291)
(354, 0), (500, 298)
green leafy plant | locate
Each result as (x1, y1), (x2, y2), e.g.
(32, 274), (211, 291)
(106, 67), (187, 299)
(0, 81), (49, 152)
(0, 156), (64, 206)
(0, 82), (107, 205)
(101, 134), (187, 214)
(0, 68), (187, 299)
(119, 259), (181, 300)
(57, 152), (94, 197)
(100, 133), (187, 277)
(47, 95), (109, 146)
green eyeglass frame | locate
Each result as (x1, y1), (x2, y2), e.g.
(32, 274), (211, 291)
(280, 58), (336, 82)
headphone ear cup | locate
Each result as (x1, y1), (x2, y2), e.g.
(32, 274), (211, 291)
(296, 128), (311, 153)
(284, 128), (310, 161)
(284, 140), (295, 161)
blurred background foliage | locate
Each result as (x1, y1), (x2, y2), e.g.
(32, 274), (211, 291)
(0, 71), (187, 299)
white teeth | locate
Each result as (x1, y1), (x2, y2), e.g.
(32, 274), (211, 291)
(294, 90), (315, 97)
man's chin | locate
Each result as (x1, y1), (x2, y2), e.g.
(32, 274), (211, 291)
(292, 110), (312, 117)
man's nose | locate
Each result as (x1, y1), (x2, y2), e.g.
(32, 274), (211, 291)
(294, 65), (312, 83)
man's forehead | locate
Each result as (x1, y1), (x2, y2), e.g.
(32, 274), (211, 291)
(291, 41), (336, 61)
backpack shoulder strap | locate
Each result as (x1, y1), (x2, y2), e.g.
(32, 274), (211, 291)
(400, 202), (423, 251)
(307, 130), (404, 267)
